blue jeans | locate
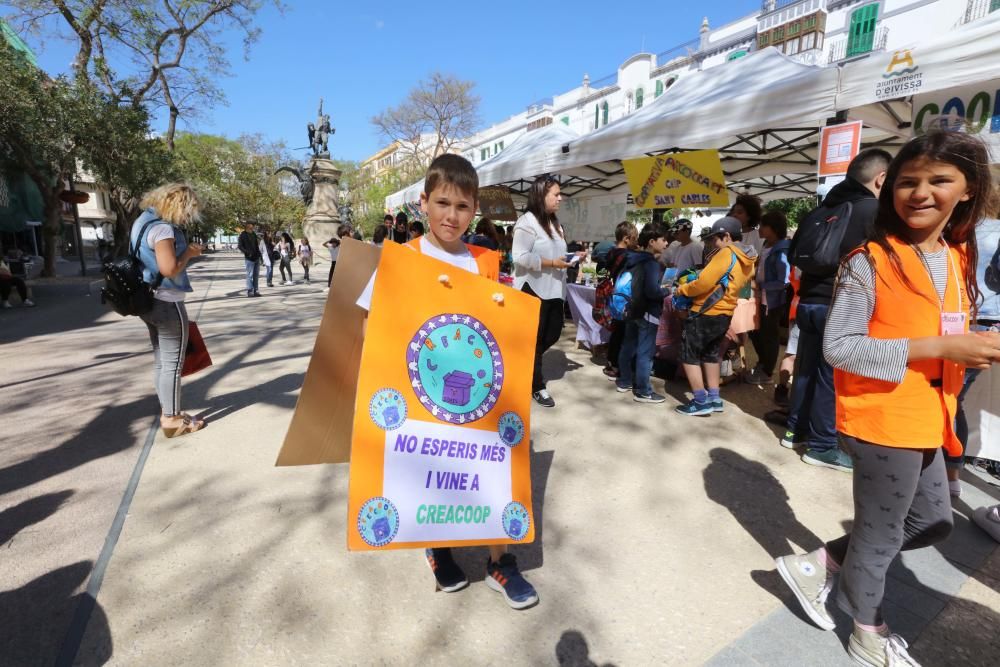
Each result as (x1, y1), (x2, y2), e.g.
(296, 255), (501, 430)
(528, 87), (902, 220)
(245, 259), (260, 293)
(948, 367), (984, 469)
(618, 318), (657, 396)
(264, 262), (274, 286)
(787, 303), (836, 452)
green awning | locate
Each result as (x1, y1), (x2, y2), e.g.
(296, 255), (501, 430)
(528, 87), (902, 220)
(0, 169), (44, 232)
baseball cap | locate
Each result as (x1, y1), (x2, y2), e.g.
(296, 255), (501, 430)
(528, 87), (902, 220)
(672, 218), (693, 232)
(706, 216), (743, 241)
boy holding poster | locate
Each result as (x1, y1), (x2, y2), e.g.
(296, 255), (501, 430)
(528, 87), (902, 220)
(356, 154), (539, 609)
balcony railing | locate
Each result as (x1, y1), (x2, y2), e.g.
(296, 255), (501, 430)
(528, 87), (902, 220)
(962, 0), (1000, 24)
(827, 24), (888, 63)
(761, 0), (818, 14)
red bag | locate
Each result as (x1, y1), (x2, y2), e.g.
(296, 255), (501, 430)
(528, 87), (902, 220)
(182, 321), (212, 377)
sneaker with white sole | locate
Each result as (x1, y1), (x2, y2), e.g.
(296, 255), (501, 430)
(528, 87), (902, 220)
(532, 389), (555, 408)
(711, 399), (724, 413)
(23, 299), (35, 307)
(802, 448), (853, 472)
(780, 430), (805, 449)
(744, 366), (774, 385)
(425, 548), (468, 593)
(633, 391), (665, 404)
(614, 382), (632, 393)
(972, 504), (1000, 543)
(1, 301), (11, 309)
(485, 553), (538, 610)
(848, 626), (921, 667)
(775, 550), (836, 631)
(674, 400), (713, 416)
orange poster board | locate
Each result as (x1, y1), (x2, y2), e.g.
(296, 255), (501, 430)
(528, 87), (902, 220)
(347, 242), (539, 551)
(818, 120), (863, 178)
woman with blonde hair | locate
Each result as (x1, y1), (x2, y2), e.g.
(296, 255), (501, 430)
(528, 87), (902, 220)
(132, 182), (206, 438)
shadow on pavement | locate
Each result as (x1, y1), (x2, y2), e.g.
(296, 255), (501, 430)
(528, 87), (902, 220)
(704, 447), (824, 558)
(0, 490), (74, 547)
(0, 397), (158, 497)
(556, 629), (617, 667)
(0, 561), (112, 666)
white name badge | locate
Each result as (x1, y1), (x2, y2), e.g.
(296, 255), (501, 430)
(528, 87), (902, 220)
(941, 312), (967, 336)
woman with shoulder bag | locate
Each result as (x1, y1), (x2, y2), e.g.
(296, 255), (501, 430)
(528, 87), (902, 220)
(512, 176), (580, 408)
(132, 182), (206, 438)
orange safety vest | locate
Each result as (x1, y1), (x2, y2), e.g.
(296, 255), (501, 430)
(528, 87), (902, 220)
(405, 238), (500, 282)
(834, 236), (968, 455)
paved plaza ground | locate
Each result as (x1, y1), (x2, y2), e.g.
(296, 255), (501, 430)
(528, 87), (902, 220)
(1, 253), (999, 666)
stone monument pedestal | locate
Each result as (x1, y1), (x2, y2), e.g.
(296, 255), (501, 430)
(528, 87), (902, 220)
(303, 158), (342, 243)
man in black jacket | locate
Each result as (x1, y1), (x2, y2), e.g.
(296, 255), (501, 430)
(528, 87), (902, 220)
(614, 222), (670, 404)
(783, 148), (891, 471)
(238, 221), (262, 297)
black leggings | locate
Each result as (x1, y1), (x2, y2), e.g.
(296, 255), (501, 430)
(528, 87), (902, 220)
(607, 320), (625, 370)
(0, 276), (28, 302)
(749, 304), (785, 375)
(327, 261), (337, 287)
(522, 284), (564, 392)
(825, 435), (953, 625)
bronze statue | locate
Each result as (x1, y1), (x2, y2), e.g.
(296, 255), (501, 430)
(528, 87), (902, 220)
(309, 98), (335, 158)
(274, 166), (314, 205)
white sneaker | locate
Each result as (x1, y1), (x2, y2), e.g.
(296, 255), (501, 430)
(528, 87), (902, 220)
(283, 281), (294, 285)
(23, 299), (35, 307)
(949, 479), (962, 498)
(972, 504), (1000, 543)
(848, 626), (921, 667)
(1, 301), (11, 309)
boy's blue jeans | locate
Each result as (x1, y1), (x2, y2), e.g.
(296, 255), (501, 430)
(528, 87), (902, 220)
(618, 318), (657, 396)
(787, 303), (837, 452)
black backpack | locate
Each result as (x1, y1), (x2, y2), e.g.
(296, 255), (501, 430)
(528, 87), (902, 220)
(790, 200), (854, 277)
(101, 218), (164, 317)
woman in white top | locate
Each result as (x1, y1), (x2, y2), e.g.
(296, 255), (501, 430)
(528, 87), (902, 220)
(297, 237), (313, 283)
(277, 232), (295, 284)
(512, 176), (577, 408)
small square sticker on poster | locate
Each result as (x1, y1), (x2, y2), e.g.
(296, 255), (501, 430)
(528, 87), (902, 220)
(818, 120), (863, 178)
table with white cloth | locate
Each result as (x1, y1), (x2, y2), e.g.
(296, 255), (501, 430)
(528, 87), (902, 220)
(565, 283), (611, 349)
(963, 363), (1000, 463)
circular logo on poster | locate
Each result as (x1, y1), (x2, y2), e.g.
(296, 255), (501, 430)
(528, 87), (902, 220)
(497, 411), (525, 447)
(502, 501), (530, 541)
(357, 497), (399, 548)
(406, 313), (504, 424)
(369, 388), (407, 430)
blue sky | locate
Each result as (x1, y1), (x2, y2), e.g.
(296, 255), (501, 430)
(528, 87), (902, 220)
(8, 0), (761, 162)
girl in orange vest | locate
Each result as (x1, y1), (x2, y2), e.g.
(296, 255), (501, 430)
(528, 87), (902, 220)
(776, 130), (1000, 667)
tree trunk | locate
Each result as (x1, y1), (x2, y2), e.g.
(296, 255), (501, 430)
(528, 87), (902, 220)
(41, 196), (64, 278)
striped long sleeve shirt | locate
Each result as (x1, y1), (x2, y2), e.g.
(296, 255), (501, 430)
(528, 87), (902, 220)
(823, 247), (949, 384)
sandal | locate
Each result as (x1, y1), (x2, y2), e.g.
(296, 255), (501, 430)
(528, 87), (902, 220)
(161, 413), (206, 439)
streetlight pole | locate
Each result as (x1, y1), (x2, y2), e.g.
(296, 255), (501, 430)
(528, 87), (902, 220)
(68, 174), (86, 276)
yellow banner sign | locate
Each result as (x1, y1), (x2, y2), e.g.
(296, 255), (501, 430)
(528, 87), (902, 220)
(622, 149), (728, 209)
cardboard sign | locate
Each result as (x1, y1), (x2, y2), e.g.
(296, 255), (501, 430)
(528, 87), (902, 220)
(478, 186), (518, 221)
(818, 121), (863, 178)
(347, 242), (539, 550)
(559, 193), (629, 242)
(622, 149), (728, 209)
(275, 238), (381, 466)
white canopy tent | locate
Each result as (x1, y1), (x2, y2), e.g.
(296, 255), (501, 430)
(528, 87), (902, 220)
(836, 12), (1000, 151)
(384, 123), (581, 212)
(545, 48), (842, 201)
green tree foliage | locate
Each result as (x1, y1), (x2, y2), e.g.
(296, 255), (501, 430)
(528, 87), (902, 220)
(354, 167), (406, 235)
(75, 91), (175, 251)
(0, 42), (89, 275)
(764, 196), (818, 230)
(173, 132), (305, 238)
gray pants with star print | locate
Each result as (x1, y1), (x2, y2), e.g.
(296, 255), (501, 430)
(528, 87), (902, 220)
(824, 435), (954, 625)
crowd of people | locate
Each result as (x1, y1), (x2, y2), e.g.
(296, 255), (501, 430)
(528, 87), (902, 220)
(124, 129), (1000, 665)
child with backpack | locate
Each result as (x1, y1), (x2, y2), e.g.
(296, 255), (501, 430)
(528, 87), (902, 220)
(593, 221), (638, 379)
(613, 222), (670, 403)
(673, 217), (755, 416)
(776, 130), (1000, 666)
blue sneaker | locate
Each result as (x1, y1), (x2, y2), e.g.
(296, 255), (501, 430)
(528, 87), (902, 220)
(711, 399), (724, 413)
(675, 400), (713, 416)
(485, 553), (538, 609)
(425, 548), (468, 592)
(801, 448), (853, 472)
(614, 381), (632, 393)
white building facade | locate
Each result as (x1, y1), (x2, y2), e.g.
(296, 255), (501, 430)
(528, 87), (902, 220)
(453, 0), (987, 168)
